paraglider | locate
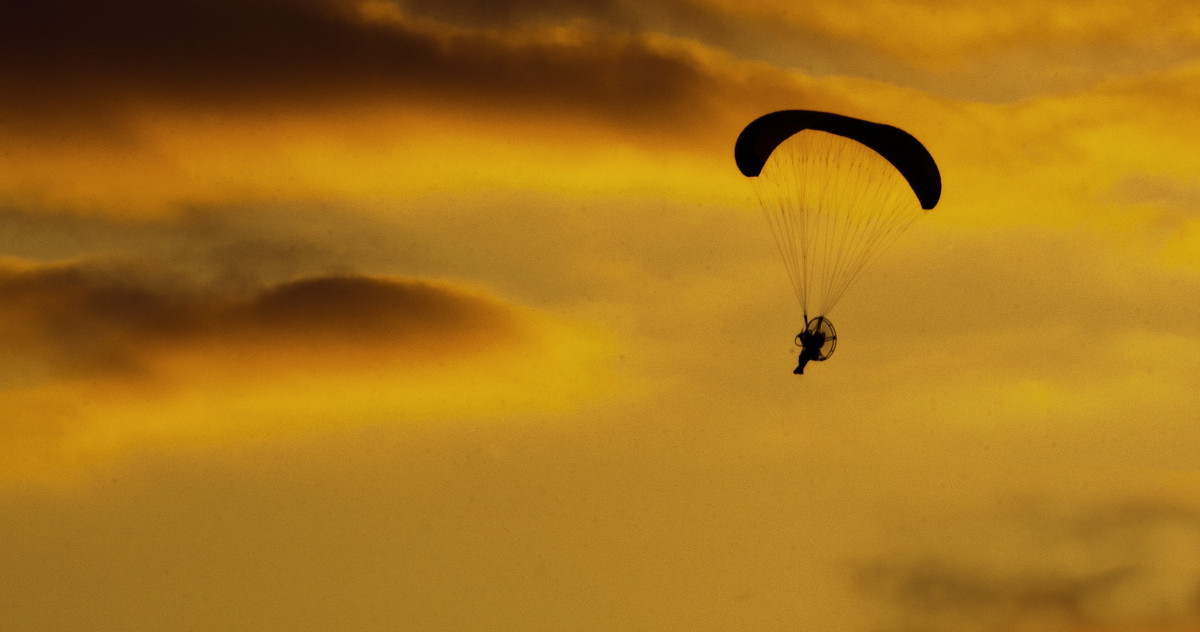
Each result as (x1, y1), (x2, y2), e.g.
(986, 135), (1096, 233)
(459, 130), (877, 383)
(735, 110), (941, 374)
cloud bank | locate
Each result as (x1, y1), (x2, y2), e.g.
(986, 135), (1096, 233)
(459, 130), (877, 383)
(0, 259), (613, 480)
(0, 261), (520, 384)
(856, 499), (1200, 632)
(1, 0), (735, 132)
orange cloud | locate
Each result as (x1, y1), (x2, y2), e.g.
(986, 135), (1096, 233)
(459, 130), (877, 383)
(0, 0), (815, 212)
(0, 0), (718, 133)
(0, 260), (615, 482)
(856, 499), (1200, 632)
(0, 262), (518, 381)
(694, 0), (1200, 63)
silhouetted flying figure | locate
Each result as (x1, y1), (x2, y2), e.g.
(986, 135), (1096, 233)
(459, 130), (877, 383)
(793, 328), (827, 375)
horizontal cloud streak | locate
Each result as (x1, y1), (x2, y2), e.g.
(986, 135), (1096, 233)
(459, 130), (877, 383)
(0, 0), (718, 131)
(386, 0), (1200, 102)
(855, 499), (1200, 632)
(0, 261), (521, 386)
(0, 258), (617, 482)
(2, 0), (860, 212)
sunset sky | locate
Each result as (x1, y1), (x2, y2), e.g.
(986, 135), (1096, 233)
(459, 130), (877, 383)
(3, 1), (1200, 630)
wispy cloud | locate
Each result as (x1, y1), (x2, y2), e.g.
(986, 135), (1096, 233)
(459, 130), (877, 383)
(0, 257), (614, 481)
(0, 259), (522, 386)
(855, 499), (1200, 632)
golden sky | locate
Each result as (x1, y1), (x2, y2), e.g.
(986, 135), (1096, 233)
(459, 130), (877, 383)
(3, 0), (1200, 630)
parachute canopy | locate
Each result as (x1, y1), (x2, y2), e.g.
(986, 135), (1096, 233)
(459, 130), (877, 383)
(735, 110), (941, 209)
(736, 110), (940, 319)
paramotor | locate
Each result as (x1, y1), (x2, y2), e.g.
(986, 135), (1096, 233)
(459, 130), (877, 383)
(735, 110), (941, 370)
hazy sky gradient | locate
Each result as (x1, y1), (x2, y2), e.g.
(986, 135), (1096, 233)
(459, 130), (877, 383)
(2, 1), (1200, 630)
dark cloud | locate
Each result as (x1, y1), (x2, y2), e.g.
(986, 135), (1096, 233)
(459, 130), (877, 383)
(239, 274), (516, 342)
(0, 264), (198, 378)
(0, 0), (736, 133)
(0, 261), (521, 387)
(856, 560), (1137, 629)
(854, 499), (1200, 632)
(395, 0), (626, 27)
